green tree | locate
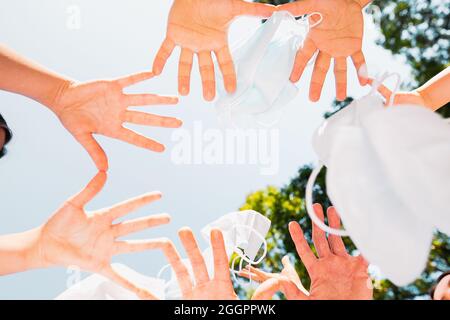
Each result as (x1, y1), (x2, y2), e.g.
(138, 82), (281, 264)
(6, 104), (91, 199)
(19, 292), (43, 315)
(235, 162), (449, 299)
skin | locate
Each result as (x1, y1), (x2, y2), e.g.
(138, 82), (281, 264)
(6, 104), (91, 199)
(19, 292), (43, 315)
(279, 0), (371, 102)
(371, 66), (450, 111)
(242, 204), (373, 300)
(163, 227), (238, 300)
(153, 0), (276, 101)
(433, 274), (450, 300)
(0, 171), (172, 300)
(0, 45), (182, 171)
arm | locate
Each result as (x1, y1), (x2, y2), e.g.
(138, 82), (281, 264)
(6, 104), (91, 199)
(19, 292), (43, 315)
(373, 67), (450, 111)
(0, 45), (71, 110)
(0, 172), (172, 299)
(0, 45), (182, 171)
(0, 227), (47, 275)
(416, 67), (450, 111)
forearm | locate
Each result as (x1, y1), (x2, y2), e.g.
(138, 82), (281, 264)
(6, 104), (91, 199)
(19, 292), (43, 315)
(0, 45), (73, 111)
(416, 67), (450, 111)
(0, 227), (47, 275)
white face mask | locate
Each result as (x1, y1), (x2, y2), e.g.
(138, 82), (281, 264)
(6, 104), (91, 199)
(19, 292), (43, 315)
(215, 11), (322, 128)
(306, 73), (450, 286)
(55, 264), (166, 300)
(159, 210), (271, 299)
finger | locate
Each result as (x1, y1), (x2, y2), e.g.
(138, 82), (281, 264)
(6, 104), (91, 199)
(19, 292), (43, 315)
(162, 240), (193, 296)
(178, 48), (194, 96)
(68, 171), (107, 208)
(215, 46), (236, 93)
(251, 278), (280, 300)
(351, 51), (368, 85)
(281, 255), (308, 296)
(334, 57), (348, 101)
(178, 227), (210, 286)
(311, 203), (331, 258)
(374, 81), (393, 102)
(113, 238), (170, 255)
(73, 133), (108, 172)
(124, 111), (182, 128)
(101, 265), (158, 300)
(233, 0), (276, 18)
(326, 207), (348, 257)
(290, 38), (317, 82)
(281, 256), (301, 286)
(280, 278), (308, 300)
(112, 213), (171, 238)
(116, 127), (165, 152)
(153, 38), (176, 75)
(198, 51), (216, 101)
(238, 270), (262, 282)
(310, 52), (331, 102)
(288, 222), (316, 271)
(245, 265), (272, 282)
(115, 71), (154, 88)
(278, 0), (315, 16)
(211, 228), (231, 282)
(106, 191), (162, 220)
(124, 94), (178, 106)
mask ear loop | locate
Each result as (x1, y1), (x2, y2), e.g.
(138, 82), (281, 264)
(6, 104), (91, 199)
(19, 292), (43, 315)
(369, 71), (401, 107)
(307, 12), (323, 29)
(305, 162), (349, 236)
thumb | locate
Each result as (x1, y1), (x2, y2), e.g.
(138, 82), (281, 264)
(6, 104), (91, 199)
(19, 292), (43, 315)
(251, 278), (280, 300)
(233, 0), (275, 18)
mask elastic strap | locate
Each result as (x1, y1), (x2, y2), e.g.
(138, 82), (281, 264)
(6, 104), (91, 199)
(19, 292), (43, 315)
(230, 255), (253, 286)
(369, 71), (401, 107)
(307, 12), (323, 29)
(305, 163), (349, 236)
(156, 263), (172, 280)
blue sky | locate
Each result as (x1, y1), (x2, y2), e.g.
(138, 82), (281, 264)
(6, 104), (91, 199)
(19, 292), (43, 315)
(0, 0), (411, 299)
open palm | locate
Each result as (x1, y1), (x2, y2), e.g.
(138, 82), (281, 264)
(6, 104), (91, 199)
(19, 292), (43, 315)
(153, 0), (275, 100)
(39, 172), (172, 299)
(280, 0), (369, 101)
(52, 72), (181, 171)
(248, 204), (372, 300)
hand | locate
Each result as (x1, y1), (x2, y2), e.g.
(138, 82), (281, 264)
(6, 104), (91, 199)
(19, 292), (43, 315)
(239, 255), (309, 299)
(51, 72), (182, 171)
(163, 227), (238, 300)
(370, 79), (427, 107)
(38, 171), (172, 300)
(279, 0), (369, 101)
(249, 204), (373, 300)
(153, 0), (275, 101)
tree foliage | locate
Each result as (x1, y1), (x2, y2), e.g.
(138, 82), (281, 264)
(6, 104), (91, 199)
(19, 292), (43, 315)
(235, 0), (450, 300)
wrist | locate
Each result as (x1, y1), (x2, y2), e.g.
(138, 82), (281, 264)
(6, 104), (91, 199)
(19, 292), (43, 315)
(0, 226), (51, 275)
(44, 79), (75, 115)
(22, 226), (51, 271)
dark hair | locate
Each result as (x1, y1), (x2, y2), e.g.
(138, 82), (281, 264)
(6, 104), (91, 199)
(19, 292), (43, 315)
(430, 270), (450, 299)
(0, 114), (12, 158)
